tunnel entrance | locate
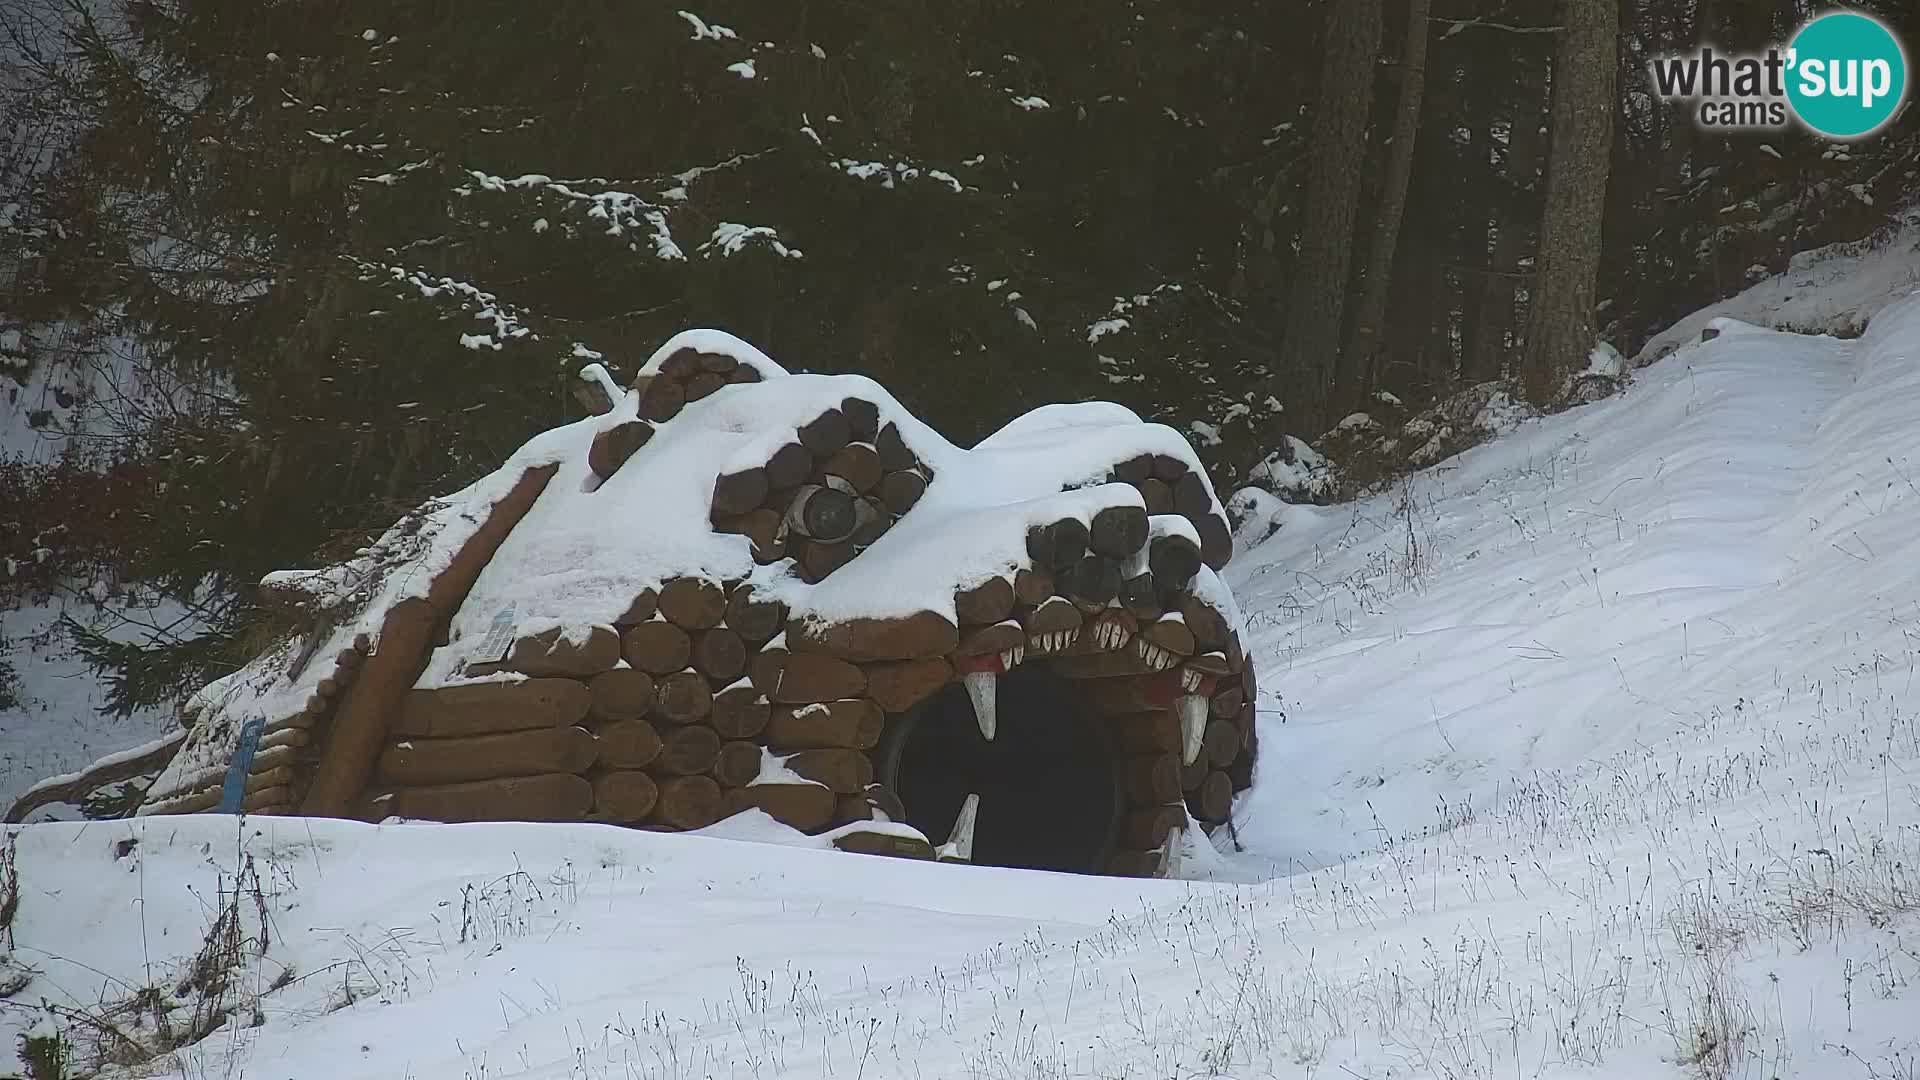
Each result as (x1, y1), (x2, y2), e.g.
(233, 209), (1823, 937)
(880, 664), (1120, 874)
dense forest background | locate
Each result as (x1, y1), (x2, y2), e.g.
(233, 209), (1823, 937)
(2, 0), (1918, 715)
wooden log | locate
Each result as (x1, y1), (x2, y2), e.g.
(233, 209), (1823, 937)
(765, 442), (813, 490)
(1013, 567), (1054, 606)
(834, 793), (875, 824)
(588, 669), (656, 722)
(376, 725), (597, 787)
(1150, 453), (1187, 481)
(1112, 454), (1152, 484)
(1204, 718), (1243, 768)
(876, 467), (927, 519)
(711, 740), (764, 787)
(1085, 670), (1194, 713)
(866, 783), (907, 822)
(1148, 531), (1203, 589)
(798, 540), (857, 581)
(622, 620), (691, 674)
(1181, 596), (1231, 650)
(1089, 504), (1150, 559)
(1120, 805), (1186, 850)
(652, 725), (723, 775)
(383, 773), (594, 823)
(875, 422), (916, 471)
(1122, 753), (1182, 805)
(1228, 738), (1257, 792)
(833, 829), (934, 860)
(712, 467), (770, 516)
(1226, 629), (1246, 674)
(683, 370), (726, 402)
(954, 620), (1024, 658)
(652, 671), (714, 724)
(726, 365), (763, 384)
(723, 508), (785, 563)
(1196, 513), (1232, 571)
(303, 600), (439, 816)
(822, 442), (883, 494)
(1185, 650), (1232, 676)
(1189, 770), (1232, 823)
(691, 627), (748, 682)
(709, 682), (771, 738)
(1105, 849), (1163, 878)
(1136, 477), (1175, 515)
(652, 775), (723, 829)
(1210, 683), (1247, 719)
(798, 408), (851, 457)
(588, 420), (653, 480)
(508, 625), (621, 678)
(782, 748), (873, 794)
(315, 676), (341, 699)
(1026, 518), (1088, 570)
(12, 729), (182, 822)
(635, 375), (686, 422)
(393, 678), (591, 738)
(864, 657), (951, 713)
(303, 450), (562, 819)
(1141, 616), (1196, 657)
(841, 397), (880, 441)
(725, 782), (835, 831)
(787, 610), (957, 662)
(1060, 555), (1122, 608)
(659, 348), (703, 376)
(591, 770), (659, 822)
(241, 784), (295, 813)
(1023, 596), (1083, 635)
(1174, 471), (1213, 520)
(1112, 710), (1182, 754)
(616, 588), (659, 626)
(1181, 756), (1208, 793)
(594, 719), (664, 769)
(851, 496), (892, 544)
(1120, 571), (1163, 621)
(954, 576), (1015, 626)
(696, 350), (739, 374)
(765, 699), (883, 750)
(660, 577), (727, 630)
(723, 585), (786, 644)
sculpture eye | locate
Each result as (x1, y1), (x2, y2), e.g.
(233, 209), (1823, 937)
(785, 480), (859, 544)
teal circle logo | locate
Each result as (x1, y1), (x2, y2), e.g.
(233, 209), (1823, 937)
(1786, 12), (1907, 138)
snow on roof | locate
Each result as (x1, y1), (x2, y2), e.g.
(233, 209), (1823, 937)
(423, 329), (1230, 664)
(143, 423), (584, 806)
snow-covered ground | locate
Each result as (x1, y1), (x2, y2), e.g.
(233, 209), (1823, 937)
(6, 251), (1920, 1077)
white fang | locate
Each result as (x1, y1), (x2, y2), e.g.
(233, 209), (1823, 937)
(938, 792), (980, 862)
(1176, 693), (1208, 765)
(964, 669), (998, 741)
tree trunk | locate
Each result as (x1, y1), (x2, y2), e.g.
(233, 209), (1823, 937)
(1521, 0), (1617, 406)
(1343, 0), (1432, 408)
(1277, 0), (1384, 429)
(1470, 82), (1549, 382)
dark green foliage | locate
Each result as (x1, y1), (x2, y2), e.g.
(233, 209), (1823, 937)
(3, 0), (1918, 711)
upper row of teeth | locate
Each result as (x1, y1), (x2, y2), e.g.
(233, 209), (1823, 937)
(1027, 630), (1074, 655)
(998, 644), (1026, 669)
(1135, 639), (1178, 670)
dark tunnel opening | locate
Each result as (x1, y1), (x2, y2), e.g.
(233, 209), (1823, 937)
(880, 664), (1121, 874)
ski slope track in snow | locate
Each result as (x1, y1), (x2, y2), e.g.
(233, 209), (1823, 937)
(7, 294), (1920, 1076)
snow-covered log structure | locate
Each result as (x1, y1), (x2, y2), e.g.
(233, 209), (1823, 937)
(128, 331), (1257, 877)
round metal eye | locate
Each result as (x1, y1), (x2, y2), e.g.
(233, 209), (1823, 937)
(787, 484), (858, 544)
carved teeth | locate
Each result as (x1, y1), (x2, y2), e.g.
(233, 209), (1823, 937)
(1135, 639), (1175, 671)
(998, 645), (1025, 670)
(938, 792), (980, 862)
(963, 669), (998, 741)
(1157, 823), (1185, 878)
(1176, 693), (1208, 765)
(1092, 620), (1128, 651)
(1179, 668), (1203, 693)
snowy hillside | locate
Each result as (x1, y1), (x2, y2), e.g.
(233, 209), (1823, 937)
(7, 279), (1920, 1077)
